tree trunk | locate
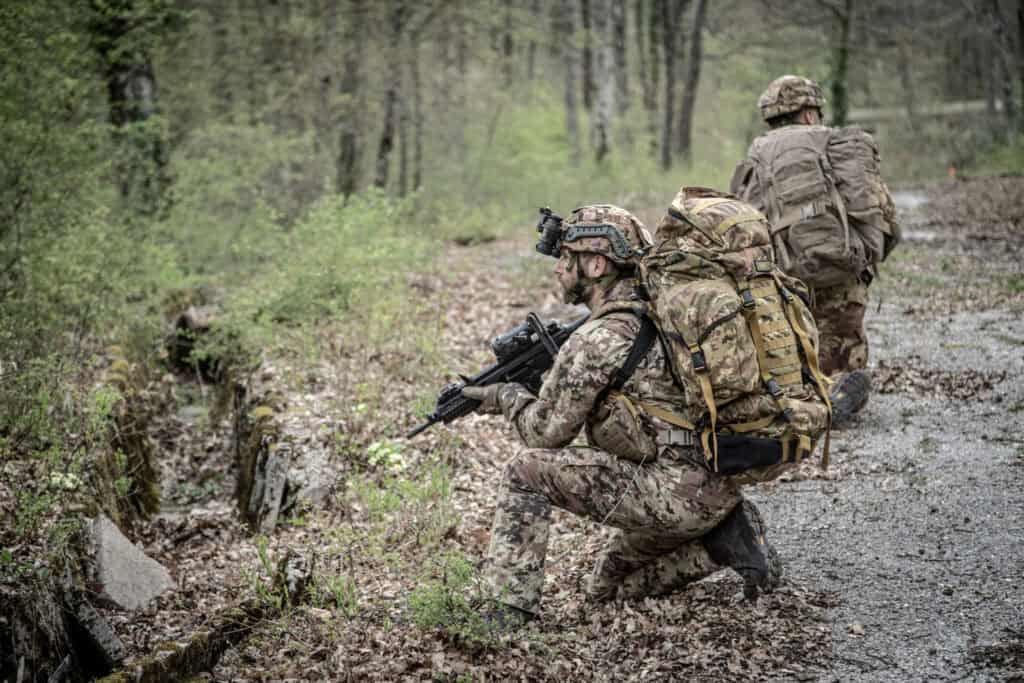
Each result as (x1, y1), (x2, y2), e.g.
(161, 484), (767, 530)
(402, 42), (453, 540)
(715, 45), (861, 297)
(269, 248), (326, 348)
(896, 39), (920, 133)
(336, 0), (365, 197)
(581, 0), (595, 110)
(560, 0), (582, 166)
(528, 0), (540, 80)
(676, 0), (706, 165)
(672, 5), (687, 155)
(398, 82), (408, 197)
(612, 0), (628, 115)
(374, 3), (405, 189)
(647, 0), (662, 157)
(92, 0), (169, 216)
(1018, 0), (1024, 122)
(412, 41), (424, 192)
(591, 0), (613, 162)
(503, 2), (515, 88)
(315, 0), (337, 156)
(456, 2), (469, 164)
(986, 37), (999, 121)
(829, 0), (853, 127)
(991, 0), (1018, 137)
(637, 0), (650, 116)
(659, 0), (684, 170)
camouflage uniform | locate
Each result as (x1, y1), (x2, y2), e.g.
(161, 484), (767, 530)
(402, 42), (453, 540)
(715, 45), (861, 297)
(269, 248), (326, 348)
(484, 279), (747, 614)
(812, 279), (869, 377)
(730, 75), (896, 379)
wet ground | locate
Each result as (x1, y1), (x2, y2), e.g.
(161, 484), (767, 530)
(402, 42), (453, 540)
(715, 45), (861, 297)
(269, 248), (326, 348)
(757, 180), (1024, 682)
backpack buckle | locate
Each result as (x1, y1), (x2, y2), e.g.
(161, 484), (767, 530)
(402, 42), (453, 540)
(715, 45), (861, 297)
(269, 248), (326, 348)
(740, 288), (757, 310)
(690, 348), (707, 373)
(766, 378), (785, 399)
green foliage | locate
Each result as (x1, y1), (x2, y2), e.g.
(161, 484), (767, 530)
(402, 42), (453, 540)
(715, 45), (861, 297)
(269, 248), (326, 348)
(243, 535), (286, 610)
(320, 573), (359, 619)
(366, 440), (406, 471)
(969, 134), (1024, 175)
(407, 551), (498, 647)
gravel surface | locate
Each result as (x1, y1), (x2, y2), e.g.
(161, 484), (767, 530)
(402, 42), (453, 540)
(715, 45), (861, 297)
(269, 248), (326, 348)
(755, 179), (1024, 682)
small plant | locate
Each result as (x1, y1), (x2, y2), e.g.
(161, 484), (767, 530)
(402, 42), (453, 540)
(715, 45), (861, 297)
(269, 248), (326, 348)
(366, 440), (405, 471)
(243, 535), (285, 610)
(323, 574), (359, 618)
(407, 551), (498, 647)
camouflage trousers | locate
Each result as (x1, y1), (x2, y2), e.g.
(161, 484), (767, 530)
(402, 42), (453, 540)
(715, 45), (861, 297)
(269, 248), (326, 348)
(812, 279), (870, 377)
(483, 445), (744, 614)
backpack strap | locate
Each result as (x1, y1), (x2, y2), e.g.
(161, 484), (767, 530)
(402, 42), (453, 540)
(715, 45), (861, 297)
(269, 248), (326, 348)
(606, 316), (659, 394)
(771, 272), (834, 468)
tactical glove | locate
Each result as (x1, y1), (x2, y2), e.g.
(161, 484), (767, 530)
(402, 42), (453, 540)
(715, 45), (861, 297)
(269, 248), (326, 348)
(461, 384), (505, 415)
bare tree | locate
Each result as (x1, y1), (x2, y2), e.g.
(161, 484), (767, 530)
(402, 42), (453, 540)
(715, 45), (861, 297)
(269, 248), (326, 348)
(644, 0), (662, 156)
(591, 0), (614, 161)
(528, 0), (541, 80)
(1018, 0), (1024, 118)
(503, 1), (515, 87)
(990, 0), (1019, 137)
(581, 0), (595, 110)
(676, 0), (707, 164)
(612, 0), (629, 114)
(411, 41), (424, 192)
(829, 0), (853, 127)
(560, 0), (582, 165)
(659, 0), (688, 170)
(375, 3), (406, 189)
(337, 0), (366, 197)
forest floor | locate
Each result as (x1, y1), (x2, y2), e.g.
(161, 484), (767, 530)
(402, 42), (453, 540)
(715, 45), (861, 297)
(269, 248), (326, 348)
(102, 176), (1024, 682)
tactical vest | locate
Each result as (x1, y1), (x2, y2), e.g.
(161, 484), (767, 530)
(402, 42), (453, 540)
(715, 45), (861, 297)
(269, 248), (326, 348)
(732, 125), (900, 288)
(632, 187), (832, 472)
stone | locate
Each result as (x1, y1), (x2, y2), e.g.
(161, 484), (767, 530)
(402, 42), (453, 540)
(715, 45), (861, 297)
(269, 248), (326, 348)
(70, 601), (126, 672)
(91, 515), (174, 611)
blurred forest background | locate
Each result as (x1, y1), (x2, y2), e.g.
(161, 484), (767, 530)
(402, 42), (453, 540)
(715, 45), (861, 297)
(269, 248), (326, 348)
(2, 0), (1024, 557)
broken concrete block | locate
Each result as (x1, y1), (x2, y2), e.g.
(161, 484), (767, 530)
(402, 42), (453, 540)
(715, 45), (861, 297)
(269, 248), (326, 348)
(91, 515), (174, 611)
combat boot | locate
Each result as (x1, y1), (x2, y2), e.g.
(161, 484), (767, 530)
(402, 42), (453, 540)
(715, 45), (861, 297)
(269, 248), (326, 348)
(702, 499), (780, 601)
(830, 369), (871, 429)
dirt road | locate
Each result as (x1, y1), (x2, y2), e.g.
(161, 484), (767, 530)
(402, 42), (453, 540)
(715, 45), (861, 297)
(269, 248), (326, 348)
(761, 180), (1024, 682)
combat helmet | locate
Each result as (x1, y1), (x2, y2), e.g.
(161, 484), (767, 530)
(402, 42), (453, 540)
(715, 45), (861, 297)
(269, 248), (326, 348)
(538, 204), (652, 267)
(758, 75), (826, 122)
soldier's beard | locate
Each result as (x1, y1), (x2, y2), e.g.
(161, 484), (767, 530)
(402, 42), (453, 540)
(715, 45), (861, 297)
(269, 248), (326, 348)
(562, 281), (587, 305)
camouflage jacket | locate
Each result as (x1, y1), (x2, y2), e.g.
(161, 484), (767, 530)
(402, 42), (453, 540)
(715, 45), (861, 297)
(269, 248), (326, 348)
(497, 279), (685, 456)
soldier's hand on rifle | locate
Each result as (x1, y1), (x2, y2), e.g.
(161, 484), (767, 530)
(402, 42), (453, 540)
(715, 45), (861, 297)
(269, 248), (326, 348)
(462, 384), (506, 415)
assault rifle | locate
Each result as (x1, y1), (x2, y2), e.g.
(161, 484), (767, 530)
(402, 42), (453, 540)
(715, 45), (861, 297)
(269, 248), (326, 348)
(406, 313), (587, 438)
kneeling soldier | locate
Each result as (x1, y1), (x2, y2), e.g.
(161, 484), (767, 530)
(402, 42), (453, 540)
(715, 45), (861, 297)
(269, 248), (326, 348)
(463, 205), (781, 627)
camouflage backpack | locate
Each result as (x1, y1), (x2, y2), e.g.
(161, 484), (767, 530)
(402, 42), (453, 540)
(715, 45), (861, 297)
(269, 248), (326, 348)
(635, 187), (832, 472)
(730, 124), (901, 288)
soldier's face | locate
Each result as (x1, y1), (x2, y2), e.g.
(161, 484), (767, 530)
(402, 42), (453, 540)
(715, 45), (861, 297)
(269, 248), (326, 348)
(554, 248), (587, 304)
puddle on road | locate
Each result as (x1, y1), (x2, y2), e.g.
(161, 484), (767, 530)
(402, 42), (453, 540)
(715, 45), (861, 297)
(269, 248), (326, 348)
(893, 190), (930, 211)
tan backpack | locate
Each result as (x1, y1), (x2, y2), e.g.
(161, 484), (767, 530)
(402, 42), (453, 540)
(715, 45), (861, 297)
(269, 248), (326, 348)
(636, 187), (832, 472)
(730, 124), (900, 287)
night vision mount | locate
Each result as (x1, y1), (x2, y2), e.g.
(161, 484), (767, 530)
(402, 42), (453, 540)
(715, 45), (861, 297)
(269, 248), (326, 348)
(534, 207), (636, 260)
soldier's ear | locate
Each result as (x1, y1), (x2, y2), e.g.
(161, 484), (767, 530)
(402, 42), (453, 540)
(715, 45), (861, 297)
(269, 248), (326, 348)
(589, 254), (615, 278)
